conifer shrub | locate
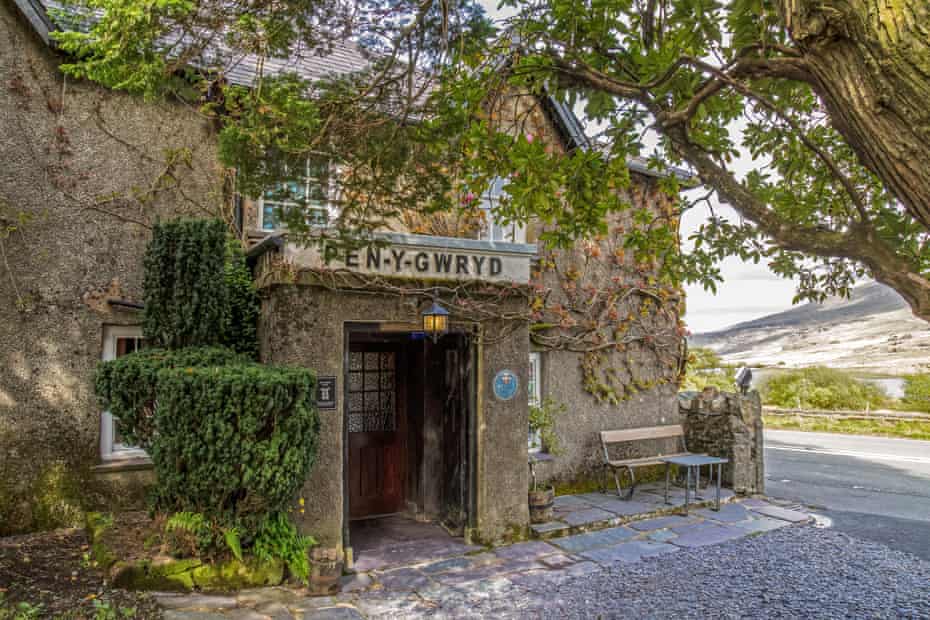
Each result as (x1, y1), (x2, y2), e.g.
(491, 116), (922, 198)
(150, 364), (319, 539)
(94, 347), (248, 449)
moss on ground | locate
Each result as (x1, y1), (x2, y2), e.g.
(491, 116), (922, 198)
(763, 415), (930, 441)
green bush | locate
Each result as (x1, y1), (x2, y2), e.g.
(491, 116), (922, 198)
(151, 363), (319, 537)
(760, 367), (887, 411)
(902, 374), (930, 412)
(681, 347), (737, 392)
(94, 347), (248, 449)
(142, 219), (260, 356)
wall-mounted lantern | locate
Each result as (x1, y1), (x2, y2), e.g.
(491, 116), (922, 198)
(421, 295), (450, 343)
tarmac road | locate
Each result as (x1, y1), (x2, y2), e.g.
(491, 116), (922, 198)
(765, 429), (930, 561)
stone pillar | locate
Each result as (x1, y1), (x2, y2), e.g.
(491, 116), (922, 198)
(678, 388), (764, 495)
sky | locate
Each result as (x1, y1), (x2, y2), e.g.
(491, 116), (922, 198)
(477, 0), (803, 334)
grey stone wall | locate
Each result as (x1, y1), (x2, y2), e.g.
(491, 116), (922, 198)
(679, 388), (765, 495)
(0, 2), (225, 535)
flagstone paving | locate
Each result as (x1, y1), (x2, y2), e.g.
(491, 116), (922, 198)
(156, 490), (822, 618)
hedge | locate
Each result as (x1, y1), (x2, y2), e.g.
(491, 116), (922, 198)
(151, 363), (319, 535)
(95, 347), (249, 449)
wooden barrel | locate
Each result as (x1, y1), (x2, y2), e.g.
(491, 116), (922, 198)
(528, 487), (554, 524)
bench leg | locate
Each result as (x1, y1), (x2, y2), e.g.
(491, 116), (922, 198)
(612, 467), (624, 498)
(625, 466), (636, 500)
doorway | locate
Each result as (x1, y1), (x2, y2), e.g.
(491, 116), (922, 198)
(344, 326), (474, 553)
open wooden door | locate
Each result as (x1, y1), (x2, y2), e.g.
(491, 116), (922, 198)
(347, 344), (406, 519)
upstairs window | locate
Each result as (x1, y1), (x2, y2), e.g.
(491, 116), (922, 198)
(260, 156), (333, 231)
(478, 177), (526, 244)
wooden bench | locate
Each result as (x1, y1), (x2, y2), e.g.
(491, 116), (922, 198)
(600, 425), (692, 499)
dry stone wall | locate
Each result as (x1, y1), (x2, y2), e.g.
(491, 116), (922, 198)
(679, 388), (765, 495)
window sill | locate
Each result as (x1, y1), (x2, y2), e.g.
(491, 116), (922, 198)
(92, 456), (153, 473)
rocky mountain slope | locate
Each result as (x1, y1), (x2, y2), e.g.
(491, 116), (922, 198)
(690, 282), (930, 374)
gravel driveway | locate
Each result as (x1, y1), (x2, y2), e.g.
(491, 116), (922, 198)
(339, 526), (930, 619)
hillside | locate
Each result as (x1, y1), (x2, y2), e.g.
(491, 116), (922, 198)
(691, 282), (930, 374)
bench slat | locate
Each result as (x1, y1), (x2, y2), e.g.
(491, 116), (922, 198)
(607, 452), (691, 468)
(600, 424), (684, 444)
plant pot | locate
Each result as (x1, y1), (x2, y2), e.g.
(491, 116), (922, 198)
(528, 486), (555, 524)
(308, 547), (343, 596)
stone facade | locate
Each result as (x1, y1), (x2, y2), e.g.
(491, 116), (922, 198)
(678, 388), (765, 495)
(0, 0), (691, 545)
(0, 1), (225, 534)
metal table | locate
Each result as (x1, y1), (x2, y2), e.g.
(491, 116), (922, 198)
(659, 454), (729, 512)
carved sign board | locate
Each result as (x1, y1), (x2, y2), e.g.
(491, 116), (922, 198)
(284, 232), (536, 284)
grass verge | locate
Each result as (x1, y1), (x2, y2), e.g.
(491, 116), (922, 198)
(764, 415), (930, 441)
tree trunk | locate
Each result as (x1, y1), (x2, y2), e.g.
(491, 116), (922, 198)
(778, 0), (930, 228)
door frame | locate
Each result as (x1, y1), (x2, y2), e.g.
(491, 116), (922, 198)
(342, 322), (478, 557)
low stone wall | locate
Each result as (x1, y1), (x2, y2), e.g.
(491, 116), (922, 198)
(679, 389), (764, 495)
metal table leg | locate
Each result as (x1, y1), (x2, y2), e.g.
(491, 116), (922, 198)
(664, 462), (671, 505)
(684, 466), (691, 512)
(715, 462), (722, 511)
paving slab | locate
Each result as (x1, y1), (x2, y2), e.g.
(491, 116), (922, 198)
(694, 502), (752, 523)
(670, 522), (747, 548)
(580, 540), (678, 565)
(553, 495), (594, 508)
(493, 540), (560, 562)
(377, 566), (434, 591)
(647, 529), (679, 543)
(163, 612), (229, 620)
(338, 573), (374, 593)
(733, 516), (791, 534)
(628, 514), (698, 531)
(595, 497), (661, 516)
(560, 507), (617, 526)
(157, 594), (238, 610)
(750, 504), (811, 523)
(539, 553), (576, 569)
(552, 526), (637, 553)
(530, 521), (571, 536)
(419, 555), (473, 574)
(740, 497), (771, 508)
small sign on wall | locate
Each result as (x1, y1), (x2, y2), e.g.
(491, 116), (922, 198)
(317, 376), (337, 410)
(493, 369), (519, 401)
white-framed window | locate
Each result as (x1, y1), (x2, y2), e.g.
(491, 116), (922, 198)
(100, 325), (149, 461)
(528, 351), (542, 452)
(478, 177), (526, 244)
(260, 155), (334, 231)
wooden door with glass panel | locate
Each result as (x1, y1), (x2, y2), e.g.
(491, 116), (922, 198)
(347, 344), (405, 518)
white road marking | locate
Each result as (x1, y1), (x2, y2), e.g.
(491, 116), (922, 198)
(767, 444), (930, 465)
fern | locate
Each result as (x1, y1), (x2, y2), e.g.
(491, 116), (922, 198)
(223, 527), (243, 562)
(164, 511), (207, 536)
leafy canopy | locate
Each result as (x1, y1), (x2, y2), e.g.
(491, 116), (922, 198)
(50, 0), (930, 320)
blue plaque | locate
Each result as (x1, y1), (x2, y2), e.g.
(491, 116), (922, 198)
(493, 369), (519, 401)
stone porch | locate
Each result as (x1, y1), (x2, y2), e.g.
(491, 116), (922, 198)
(155, 489), (813, 619)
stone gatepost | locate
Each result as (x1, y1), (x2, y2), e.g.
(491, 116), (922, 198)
(678, 388), (764, 495)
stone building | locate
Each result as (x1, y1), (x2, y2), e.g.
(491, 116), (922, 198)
(0, 0), (687, 562)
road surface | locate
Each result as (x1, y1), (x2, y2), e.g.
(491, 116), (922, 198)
(766, 429), (930, 560)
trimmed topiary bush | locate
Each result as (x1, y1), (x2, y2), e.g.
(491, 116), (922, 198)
(94, 347), (249, 449)
(150, 364), (319, 537)
(142, 219), (260, 356)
